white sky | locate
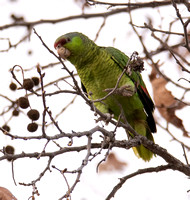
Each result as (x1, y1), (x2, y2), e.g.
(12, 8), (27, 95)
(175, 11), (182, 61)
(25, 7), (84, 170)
(0, 0), (190, 200)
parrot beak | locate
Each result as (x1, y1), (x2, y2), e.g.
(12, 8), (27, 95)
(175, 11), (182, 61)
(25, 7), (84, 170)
(56, 45), (71, 59)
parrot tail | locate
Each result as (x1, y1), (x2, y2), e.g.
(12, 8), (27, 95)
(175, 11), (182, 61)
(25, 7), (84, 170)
(128, 120), (155, 161)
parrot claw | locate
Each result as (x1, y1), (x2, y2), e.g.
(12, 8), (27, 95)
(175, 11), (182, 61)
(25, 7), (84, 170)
(118, 85), (135, 96)
(104, 113), (114, 124)
(95, 113), (114, 125)
(104, 85), (135, 97)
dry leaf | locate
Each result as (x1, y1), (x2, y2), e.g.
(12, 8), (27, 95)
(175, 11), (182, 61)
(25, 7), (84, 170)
(150, 70), (188, 136)
(0, 187), (17, 200)
(98, 153), (127, 173)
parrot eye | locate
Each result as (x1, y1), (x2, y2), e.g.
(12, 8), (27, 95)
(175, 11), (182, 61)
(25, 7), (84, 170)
(56, 43), (62, 49)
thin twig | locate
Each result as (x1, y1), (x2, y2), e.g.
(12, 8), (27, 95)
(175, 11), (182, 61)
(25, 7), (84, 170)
(171, 0), (190, 52)
(92, 52), (134, 103)
(11, 161), (17, 186)
(0, 2), (178, 31)
(105, 164), (174, 200)
(181, 144), (189, 165)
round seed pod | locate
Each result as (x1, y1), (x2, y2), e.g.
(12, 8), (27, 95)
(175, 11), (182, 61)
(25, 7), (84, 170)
(9, 82), (17, 91)
(18, 97), (29, 109)
(5, 145), (15, 161)
(5, 145), (15, 155)
(2, 124), (10, 132)
(31, 77), (40, 86)
(23, 78), (34, 90)
(27, 109), (40, 121)
(27, 122), (38, 132)
(12, 109), (19, 116)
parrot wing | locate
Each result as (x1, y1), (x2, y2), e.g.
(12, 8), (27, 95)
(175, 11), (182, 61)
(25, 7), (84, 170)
(103, 46), (156, 133)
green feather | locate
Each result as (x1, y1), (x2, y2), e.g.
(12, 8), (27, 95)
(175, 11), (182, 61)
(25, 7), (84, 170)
(54, 32), (156, 161)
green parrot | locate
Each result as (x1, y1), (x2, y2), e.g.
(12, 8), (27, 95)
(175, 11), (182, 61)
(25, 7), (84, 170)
(54, 32), (156, 161)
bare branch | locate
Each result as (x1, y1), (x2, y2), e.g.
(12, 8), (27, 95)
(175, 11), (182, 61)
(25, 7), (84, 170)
(106, 164), (174, 200)
(0, 1), (182, 31)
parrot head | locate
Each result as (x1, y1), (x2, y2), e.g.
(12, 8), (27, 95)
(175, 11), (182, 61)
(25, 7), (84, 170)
(54, 35), (71, 59)
(54, 32), (94, 63)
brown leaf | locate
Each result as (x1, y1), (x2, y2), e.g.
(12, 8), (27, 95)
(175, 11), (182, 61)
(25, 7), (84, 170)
(98, 153), (127, 173)
(0, 187), (17, 200)
(150, 73), (188, 136)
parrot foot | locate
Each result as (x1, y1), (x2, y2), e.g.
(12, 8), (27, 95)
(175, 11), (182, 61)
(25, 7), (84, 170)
(96, 113), (114, 125)
(104, 85), (134, 97)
